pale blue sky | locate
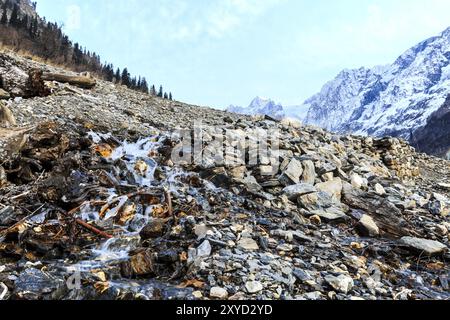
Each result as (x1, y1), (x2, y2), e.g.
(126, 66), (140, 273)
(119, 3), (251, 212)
(35, 0), (450, 109)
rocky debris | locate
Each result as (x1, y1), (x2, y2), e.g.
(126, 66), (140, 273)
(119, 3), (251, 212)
(0, 50), (449, 301)
(210, 287), (228, 299)
(324, 274), (354, 294)
(400, 237), (448, 256)
(282, 183), (316, 201)
(357, 215), (380, 237)
(139, 219), (167, 240)
(316, 178), (343, 202)
(279, 158), (303, 186)
(0, 89), (10, 100)
(301, 160), (316, 184)
(237, 238), (259, 251)
(0, 102), (16, 126)
(245, 281), (264, 294)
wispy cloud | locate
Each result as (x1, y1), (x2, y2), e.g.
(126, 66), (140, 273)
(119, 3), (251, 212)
(65, 4), (81, 31)
(162, 0), (285, 41)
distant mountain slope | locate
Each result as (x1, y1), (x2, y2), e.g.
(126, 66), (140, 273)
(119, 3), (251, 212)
(301, 27), (450, 157)
(411, 95), (450, 159)
(227, 96), (286, 120)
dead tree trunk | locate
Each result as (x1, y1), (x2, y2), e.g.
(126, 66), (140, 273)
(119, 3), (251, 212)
(42, 73), (97, 89)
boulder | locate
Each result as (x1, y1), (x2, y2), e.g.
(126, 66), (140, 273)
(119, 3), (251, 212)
(278, 158), (303, 186)
(324, 274), (354, 294)
(237, 237), (259, 251)
(0, 88), (10, 100)
(301, 160), (316, 184)
(210, 287), (228, 299)
(357, 214), (380, 237)
(315, 178), (343, 201)
(400, 237), (447, 255)
(139, 219), (167, 240)
(282, 183), (316, 201)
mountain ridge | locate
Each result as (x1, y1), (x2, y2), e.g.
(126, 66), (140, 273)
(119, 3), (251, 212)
(301, 26), (450, 158)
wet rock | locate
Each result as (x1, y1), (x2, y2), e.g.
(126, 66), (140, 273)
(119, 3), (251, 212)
(139, 219), (167, 240)
(245, 281), (263, 294)
(121, 250), (155, 277)
(399, 237), (447, 255)
(279, 158), (303, 186)
(237, 238), (259, 251)
(315, 178), (343, 201)
(210, 287), (228, 299)
(282, 183), (316, 201)
(0, 206), (15, 226)
(357, 214), (380, 237)
(324, 274), (354, 294)
(14, 268), (64, 299)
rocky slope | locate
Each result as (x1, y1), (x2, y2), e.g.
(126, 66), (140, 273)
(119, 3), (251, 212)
(0, 51), (449, 301)
(302, 27), (450, 158)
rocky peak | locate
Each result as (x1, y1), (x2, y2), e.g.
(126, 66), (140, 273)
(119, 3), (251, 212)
(301, 26), (450, 157)
(227, 96), (285, 120)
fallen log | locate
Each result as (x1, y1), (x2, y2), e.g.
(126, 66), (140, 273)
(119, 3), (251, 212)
(41, 72), (97, 89)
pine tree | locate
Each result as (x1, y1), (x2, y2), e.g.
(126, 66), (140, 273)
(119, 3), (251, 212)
(0, 6), (8, 25)
(9, 4), (19, 26)
(20, 14), (29, 30)
(131, 77), (137, 89)
(169, 92), (173, 101)
(141, 77), (149, 93)
(158, 85), (163, 98)
(150, 85), (156, 96)
(121, 68), (130, 87)
(114, 68), (121, 83)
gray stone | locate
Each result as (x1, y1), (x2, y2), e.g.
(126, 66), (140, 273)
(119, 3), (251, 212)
(279, 158), (303, 186)
(310, 207), (348, 222)
(351, 173), (365, 189)
(237, 238), (259, 251)
(325, 274), (354, 294)
(197, 240), (212, 258)
(210, 287), (228, 299)
(301, 160), (316, 184)
(282, 183), (316, 201)
(400, 237), (447, 255)
(315, 178), (343, 201)
(357, 214), (380, 237)
(374, 183), (386, 196)
(245, 281), (263, 294)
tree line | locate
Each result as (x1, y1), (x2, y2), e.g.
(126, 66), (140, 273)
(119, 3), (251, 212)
(0, 0), (173, 99)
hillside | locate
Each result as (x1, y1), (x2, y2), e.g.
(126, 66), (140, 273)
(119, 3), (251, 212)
(0, 50), (449, 300)
(0, 0), (170, 98)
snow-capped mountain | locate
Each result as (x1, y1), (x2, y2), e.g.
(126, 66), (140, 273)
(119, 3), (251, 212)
(227, 96), (286, 120)
(302, 27), (450, 156)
